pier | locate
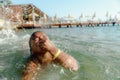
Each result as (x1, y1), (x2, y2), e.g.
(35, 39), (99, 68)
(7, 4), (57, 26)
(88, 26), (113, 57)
(17, 21), (120, 29)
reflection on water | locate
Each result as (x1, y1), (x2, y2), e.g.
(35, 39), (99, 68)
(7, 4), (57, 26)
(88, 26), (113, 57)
(0, 26), (120, 80)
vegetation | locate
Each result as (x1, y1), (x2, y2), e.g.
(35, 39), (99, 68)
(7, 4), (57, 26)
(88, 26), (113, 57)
(0, 0), (12, 6)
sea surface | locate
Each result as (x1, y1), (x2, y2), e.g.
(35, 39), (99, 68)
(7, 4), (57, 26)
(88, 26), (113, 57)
(0, 26), (120, 80)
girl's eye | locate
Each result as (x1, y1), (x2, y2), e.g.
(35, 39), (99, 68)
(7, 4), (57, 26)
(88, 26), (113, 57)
(32, 37), (35, 40)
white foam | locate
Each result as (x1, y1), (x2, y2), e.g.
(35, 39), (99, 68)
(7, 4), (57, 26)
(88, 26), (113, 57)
(0, 29), (18, 44)
(0, 29), (17, 39)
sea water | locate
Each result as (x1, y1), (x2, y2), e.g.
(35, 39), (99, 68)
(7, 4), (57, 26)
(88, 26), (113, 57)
(0, 26), (120, 80)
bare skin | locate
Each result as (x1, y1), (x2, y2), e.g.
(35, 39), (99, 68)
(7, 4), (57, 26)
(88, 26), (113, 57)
(22, 31), (78, 80)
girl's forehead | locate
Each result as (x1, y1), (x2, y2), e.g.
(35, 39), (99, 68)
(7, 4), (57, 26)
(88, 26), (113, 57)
(34, 32), (44, 37)
(33, 32), (46, 39)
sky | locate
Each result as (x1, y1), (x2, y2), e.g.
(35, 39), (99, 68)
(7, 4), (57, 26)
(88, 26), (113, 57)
(11, 0), (120, 20)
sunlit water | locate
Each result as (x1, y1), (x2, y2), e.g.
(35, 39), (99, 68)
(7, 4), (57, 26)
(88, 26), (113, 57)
(0, 26), (120, 80)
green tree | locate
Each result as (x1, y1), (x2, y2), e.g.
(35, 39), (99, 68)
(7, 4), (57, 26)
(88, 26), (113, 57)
(0, 0), (12, 6)
(6, 0), (12, 4)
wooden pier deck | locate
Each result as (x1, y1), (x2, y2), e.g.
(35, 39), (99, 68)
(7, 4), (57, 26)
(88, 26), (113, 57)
(17, 21), (120, 29)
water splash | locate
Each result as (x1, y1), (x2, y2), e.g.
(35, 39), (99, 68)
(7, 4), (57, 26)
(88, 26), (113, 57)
(0, 29), (17, 39)
(0, 29), (18, 51)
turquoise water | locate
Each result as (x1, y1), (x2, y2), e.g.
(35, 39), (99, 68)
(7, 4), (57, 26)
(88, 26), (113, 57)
(0, 26), (120, 80)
